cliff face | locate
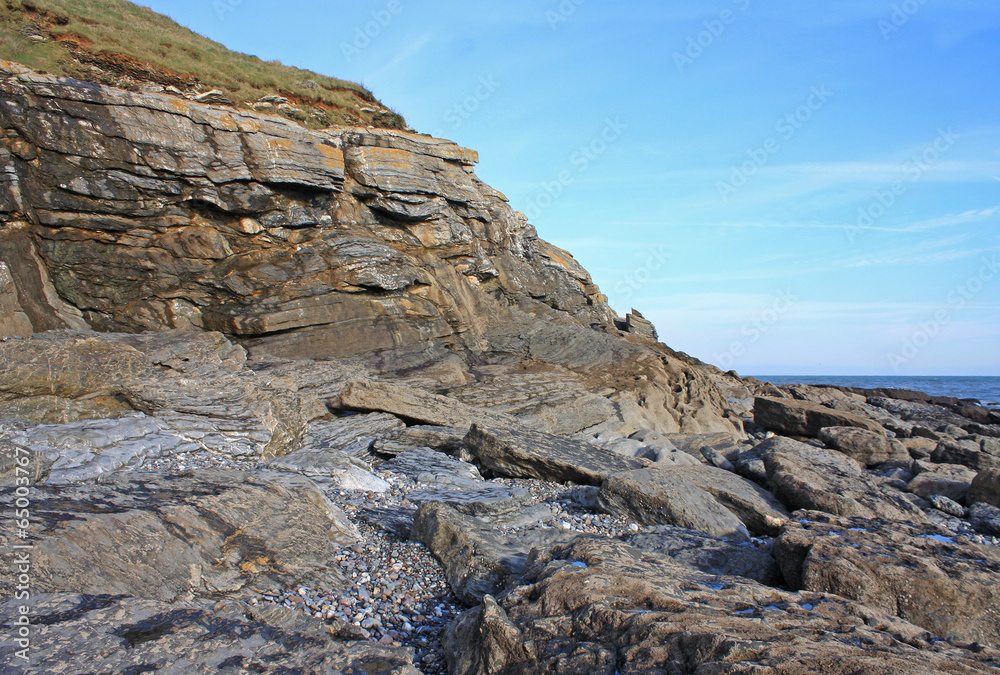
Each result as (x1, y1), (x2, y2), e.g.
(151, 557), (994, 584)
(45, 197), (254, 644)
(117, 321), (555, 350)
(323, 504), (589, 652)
(0, 61), (746, 437)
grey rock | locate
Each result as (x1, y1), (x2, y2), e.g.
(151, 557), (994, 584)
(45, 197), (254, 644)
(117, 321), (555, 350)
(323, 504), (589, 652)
(754, 396), (883, 437)
(444, 537), (999, 675)
(969, 468), (1000, 508)
(0, 469), (358, 602)
(304, 412), (405, 458)
(759, 436), (927, 522)
(666, 431), (741, 461)
(626, 526), (780, 585)
(464, 424), (645, 485)
(928, 494), (967, 517)
(775, 511), (1000, 647)
(265, 446), (390, 492)
(598, 464), (788, 539)
(411, 501), (574, 605)
(818, 425), (910, 467)
(907, 462), (977, 503)
(339, 380), (519, 430)
(382, 446), (485, 490)
(408, 484), (536, 518)
(970, 502), (1000, 535)
(933, 437), (1000, 471)
(0, 593), (420, 674)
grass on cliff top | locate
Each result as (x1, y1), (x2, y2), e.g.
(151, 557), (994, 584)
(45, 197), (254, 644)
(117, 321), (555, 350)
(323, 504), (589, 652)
(0, 0), (405, 129)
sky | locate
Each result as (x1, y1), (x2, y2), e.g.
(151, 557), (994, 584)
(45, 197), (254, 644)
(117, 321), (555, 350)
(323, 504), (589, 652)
(139, 0), (1000, 376)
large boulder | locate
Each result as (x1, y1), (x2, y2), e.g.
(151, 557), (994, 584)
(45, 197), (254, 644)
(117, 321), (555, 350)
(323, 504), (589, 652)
(754, 396), (882, 437)
(626, 526), (780, 585)
(933, 437), (1000, 472)
(758, 436), (926, 521)
(907, 462), (978, 503)
(443, 537), (999, 675)
(597, 465), (788, 539)
(775, 511), (1000, 647)
(464, 424), (645, 485)
(969, 468), (1000, 508)
(818, 425), (910, 466)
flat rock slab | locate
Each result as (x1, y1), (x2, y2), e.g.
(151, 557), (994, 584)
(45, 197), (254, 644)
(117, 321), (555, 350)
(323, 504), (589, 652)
(412, 501), (575, 605)
(818, 425), (910, 467)
(382, 446), (485, 490)
(304, 412), (405, 457)
(934, 437), (1000, 472)
(408, 484), (536, 517)
(0, 469), (357, 602)
(759, 436), (927, 522)
(907, 462), (977, 503)
(444, 537), (1000, 675)
(4, 413), (203, 483)
(0, 593), (420, 674)
(775, 510), (1000, 647)
(339, 380), (519, 430)
(598, 465), (788, 539)
(626, 526), (780, 585)
(754, 395), (883, 437)
(464, 424), (645, 485)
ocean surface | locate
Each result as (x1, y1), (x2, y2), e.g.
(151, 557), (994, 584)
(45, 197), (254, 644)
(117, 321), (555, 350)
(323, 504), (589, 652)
(752, 376), (1000, 409)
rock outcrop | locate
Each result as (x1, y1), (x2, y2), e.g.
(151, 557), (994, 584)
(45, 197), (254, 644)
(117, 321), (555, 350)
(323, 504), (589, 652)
(0, 61), (744, 439)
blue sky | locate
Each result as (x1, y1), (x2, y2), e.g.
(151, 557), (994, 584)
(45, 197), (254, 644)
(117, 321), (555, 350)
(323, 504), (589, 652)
(141, 0), (999, 375)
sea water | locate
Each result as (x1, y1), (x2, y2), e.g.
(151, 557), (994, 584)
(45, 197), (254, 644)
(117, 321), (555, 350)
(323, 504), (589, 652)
(751, 375), (1000, 409)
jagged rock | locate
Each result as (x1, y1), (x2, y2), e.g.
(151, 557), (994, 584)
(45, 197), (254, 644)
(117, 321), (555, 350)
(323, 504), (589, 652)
(408, 485), (537, 518)
(666, 431), (741, 461)
(818, 425), (909, 467)
(382, 446), (485, 490)
(871, 396), (987, 434)
(969, 468), (1000, 508)
(411, 501), (573, 605)
(0, 594), (420, 674)
(464, 424), (645, 485)
(339, 380), (518, 430)
(775, 511), (1000, 647)
(0, 436), (50, 486)
(625, 526), (780, 584)
(933, 436), (1000, 471)
(372, 424), (468, 456)
(754, 396), (882, 437)
(265, 445), (389, 492)
(444, 537), (999, 675)
(303, 412), (405, 458)
(0, 469), (358, 602)
(907, 462), (977, 503)
(623, 309), (658, 341)
(759, 436), (926, 521)
(597, 465), (788, 539)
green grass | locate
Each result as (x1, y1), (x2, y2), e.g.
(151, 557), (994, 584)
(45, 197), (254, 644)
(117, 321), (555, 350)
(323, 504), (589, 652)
(0, 0), (406, 129)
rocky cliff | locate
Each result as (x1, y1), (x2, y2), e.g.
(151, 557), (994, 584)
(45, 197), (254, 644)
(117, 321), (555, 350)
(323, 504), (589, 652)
(3, 60), (1000, 675)
(0, 60), (746, 440)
